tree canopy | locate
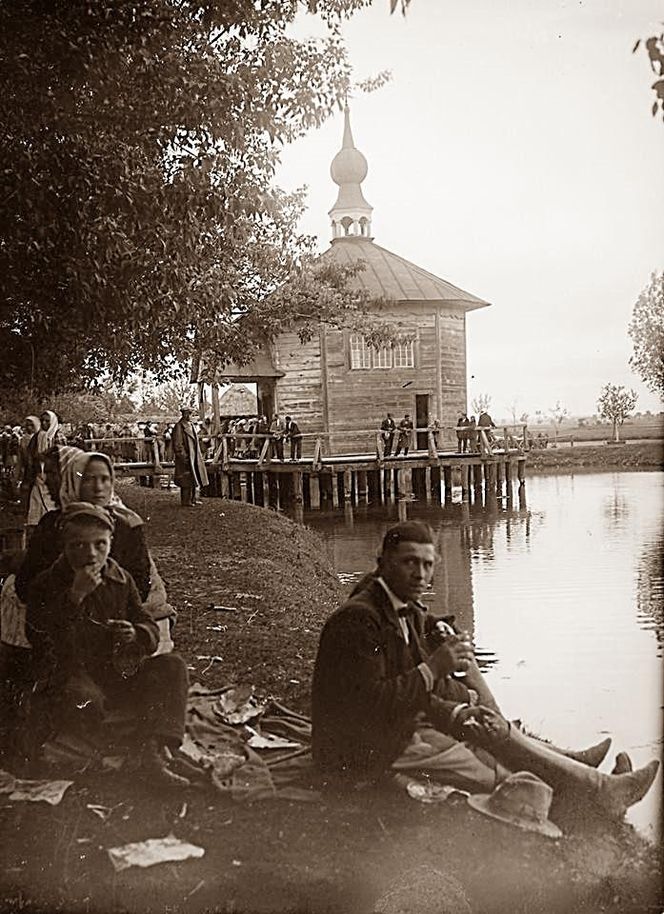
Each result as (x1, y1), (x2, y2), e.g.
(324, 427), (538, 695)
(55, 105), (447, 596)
(597, 383), (637, 442)
(629, 272), (664, 399)
(1, 0), (382, 396)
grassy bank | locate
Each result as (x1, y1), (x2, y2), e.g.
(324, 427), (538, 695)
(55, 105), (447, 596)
(0, 488), (661, 914)
(527, 439), (663, 473)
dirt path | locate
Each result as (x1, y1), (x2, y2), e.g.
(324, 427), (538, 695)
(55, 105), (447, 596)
(0, 487), (661, 914)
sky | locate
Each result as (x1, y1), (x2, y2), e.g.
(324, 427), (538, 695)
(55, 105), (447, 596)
(275, 0), (664, 420)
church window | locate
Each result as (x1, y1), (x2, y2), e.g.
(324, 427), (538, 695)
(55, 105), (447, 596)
(349, 333), (372, 369)
(393, 340), (415, 368)
(373, 346), (393, 369)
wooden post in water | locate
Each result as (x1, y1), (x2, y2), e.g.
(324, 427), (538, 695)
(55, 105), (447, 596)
(430, 465), (441, 503)
(443, 465), (453, 504)
(357, 470), (368, 504)
(309, 474), (321, 509)
(384, 467), (393, 502)
(293, 472), (304, 505)
(368, 470), (380, 505)
(486, 461), (497, 508)
(401, 466), (413, 499)
(331, 472), (340, 508)
(220, 472), (230, 500)
(343, 469), (352, 502)
(461, 463), (470, 502)
(517, 458), (526, 486)
(268, 472), (279, 509)
(394, 467), (402, 500)
(424, 467), (432, 501)
(472, 463), (483, 504)
(495, 459), (504, 499)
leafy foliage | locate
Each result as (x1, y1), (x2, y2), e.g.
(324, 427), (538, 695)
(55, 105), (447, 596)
(1, 0), (378, 395)
(629, 272), (664, 398)
(597, 383), (637, 441)
(634, 31), (664, 119)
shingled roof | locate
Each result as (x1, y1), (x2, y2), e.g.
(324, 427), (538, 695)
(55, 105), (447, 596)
(320, 237), (489, 310)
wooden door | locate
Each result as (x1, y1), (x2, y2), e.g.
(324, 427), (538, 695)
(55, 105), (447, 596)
(415, 394), (429, 450)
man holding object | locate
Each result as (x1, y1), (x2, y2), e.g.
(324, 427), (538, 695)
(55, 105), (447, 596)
(312, 521), (658, 820)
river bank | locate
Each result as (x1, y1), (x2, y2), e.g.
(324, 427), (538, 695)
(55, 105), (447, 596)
(526, 439), (662, 473)
(0, 487), (661, 914)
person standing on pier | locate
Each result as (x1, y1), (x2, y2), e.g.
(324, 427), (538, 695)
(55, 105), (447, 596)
(270, 414), (285, 461)
(468, 416), (479, 453)
(478, 410), (496, 447)
(172, 407), (209, 507)
(394, 414), (413, 457)
(456, 413), (469, 453)
(380, 413), (396, 457)
(285, 416), (302, 462)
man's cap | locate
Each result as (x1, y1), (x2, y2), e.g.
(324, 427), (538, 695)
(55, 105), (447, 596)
(180, 405), (193, 412)
(59, 502), (115, 532)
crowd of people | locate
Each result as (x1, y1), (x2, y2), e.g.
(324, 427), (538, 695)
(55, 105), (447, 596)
(1, 407), (310, 520)
(378, 410), (499, 457)
(223, 413), (303, 462)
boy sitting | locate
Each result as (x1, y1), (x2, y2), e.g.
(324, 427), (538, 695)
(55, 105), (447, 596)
(26, 502), (191, 788)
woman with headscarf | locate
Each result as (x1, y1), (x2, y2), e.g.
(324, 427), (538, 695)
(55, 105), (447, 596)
(18, 415), (41, 498)
(25, 410), (66, 529)
(16, 450), (151, 604)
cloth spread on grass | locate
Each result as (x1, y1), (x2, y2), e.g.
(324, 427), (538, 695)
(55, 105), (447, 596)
(32, 683), (319, 803)
(184, 684), (319, 802)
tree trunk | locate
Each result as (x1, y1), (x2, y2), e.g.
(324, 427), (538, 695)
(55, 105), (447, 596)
(612, 419), (619, 442)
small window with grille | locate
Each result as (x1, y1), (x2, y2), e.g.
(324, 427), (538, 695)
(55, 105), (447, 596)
(349, 333), (372, 369)
(373, 346), (393, 369)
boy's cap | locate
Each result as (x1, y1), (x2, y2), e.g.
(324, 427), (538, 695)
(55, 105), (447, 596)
(59, 502), (115, 532)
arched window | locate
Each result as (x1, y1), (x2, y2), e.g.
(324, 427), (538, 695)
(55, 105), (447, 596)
(393, 340), (415, 368)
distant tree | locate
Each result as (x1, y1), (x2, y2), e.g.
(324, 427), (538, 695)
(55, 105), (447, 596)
(629, 272), (664, 398)
(597, 384), (638, 442)
(548, 401), (568, 442)
(142, 376), (196, 415)
(471, 393), (492, 415)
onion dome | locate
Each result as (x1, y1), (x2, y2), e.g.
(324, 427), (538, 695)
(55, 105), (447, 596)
(328, 106), (373, 240)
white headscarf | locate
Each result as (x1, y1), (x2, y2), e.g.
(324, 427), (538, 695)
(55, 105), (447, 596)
(59, 450), (143, 528)
(35, 409), (60, 454)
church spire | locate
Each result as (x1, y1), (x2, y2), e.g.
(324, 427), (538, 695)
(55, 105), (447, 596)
(328, 106), (373, 241)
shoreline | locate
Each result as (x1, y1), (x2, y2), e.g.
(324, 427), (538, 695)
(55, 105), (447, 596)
(524, 440), (662, 474)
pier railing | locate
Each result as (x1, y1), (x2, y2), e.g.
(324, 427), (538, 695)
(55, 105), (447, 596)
(65, 424), (529, 480)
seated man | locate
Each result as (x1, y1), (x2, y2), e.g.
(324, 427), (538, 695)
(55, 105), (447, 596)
(26, 502), (191, 788)
(312, 521), (658, 819)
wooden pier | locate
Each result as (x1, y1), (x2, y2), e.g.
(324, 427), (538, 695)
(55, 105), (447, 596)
(111, 426), (529, 514)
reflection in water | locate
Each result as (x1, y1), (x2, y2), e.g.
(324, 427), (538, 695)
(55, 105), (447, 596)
(299, 472), (663, 840)
(603, 489), (630, 530)
(636, 538), (664, 653)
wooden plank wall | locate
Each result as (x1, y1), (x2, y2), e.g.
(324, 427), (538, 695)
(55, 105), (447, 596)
(272, 331), (325, 447)
(271, 304), (469, 456)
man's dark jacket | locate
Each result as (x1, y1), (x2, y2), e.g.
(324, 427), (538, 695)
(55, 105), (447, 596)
(312, 577), (468, 778)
